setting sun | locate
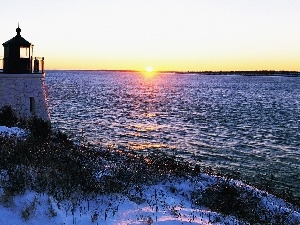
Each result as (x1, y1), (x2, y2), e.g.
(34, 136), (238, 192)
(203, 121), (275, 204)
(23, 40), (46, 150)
(141, 66), (156, 78)
(146, 66), (153, 73)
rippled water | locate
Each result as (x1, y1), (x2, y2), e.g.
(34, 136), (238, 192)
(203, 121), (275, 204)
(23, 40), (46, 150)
(46, 70), (300, 196)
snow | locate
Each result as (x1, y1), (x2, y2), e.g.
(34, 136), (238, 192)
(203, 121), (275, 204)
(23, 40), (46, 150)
(0, 126), (26, 137)
(0, 181), (233, 224)
(0, 177), (299, 225)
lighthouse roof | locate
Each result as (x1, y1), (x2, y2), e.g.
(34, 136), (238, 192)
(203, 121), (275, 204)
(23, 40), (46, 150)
(2, 26), (32, 47)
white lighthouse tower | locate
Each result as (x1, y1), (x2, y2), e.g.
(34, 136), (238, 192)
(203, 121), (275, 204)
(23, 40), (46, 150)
(0, 26), (49, 121)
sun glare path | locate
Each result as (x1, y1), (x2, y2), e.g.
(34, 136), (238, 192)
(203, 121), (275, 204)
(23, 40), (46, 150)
(142, 66), (156, 78)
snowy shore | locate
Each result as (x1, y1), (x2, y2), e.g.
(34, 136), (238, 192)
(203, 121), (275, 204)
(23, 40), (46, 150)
(0, 176), (299, 224)
(0, 126), (299, 224)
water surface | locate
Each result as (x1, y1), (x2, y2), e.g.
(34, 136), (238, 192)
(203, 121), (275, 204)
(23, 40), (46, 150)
(46, 71), (300, 196)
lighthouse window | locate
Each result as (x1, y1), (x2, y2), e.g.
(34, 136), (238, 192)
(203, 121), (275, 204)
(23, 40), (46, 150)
(20, 47), (29, 58)
(30, 97), (36, 115)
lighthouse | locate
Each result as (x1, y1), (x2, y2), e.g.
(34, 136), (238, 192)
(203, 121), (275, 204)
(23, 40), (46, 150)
(0, 25), (49, 121)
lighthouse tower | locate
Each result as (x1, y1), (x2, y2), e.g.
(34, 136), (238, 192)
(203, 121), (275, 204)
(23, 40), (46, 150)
(0, 26), (49, 121)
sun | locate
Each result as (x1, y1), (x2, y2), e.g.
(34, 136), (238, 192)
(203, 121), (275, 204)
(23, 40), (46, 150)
(141, 66), (156, 79)
(146, 66), (153, 73)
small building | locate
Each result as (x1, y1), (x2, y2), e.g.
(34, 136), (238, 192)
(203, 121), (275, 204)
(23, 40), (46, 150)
(0, 25), (49, 121)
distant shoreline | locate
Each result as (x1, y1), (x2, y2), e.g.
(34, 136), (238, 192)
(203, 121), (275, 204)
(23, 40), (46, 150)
(45, 69), (300, 76)
(175, 70), (300, 76)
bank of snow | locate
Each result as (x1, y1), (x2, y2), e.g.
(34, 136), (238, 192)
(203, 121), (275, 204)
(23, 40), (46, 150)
(0, 176), (299, 225)
(0, 126), (26, 137)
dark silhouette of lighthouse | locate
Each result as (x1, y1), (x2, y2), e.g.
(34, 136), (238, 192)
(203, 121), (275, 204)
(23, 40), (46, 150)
(0, 25), (49, 121)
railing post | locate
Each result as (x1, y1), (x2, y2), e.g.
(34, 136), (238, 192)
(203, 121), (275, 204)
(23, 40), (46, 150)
(41, 57), (44, 73)
(30, 56), (33, 73)
(34, 57), (39, 73)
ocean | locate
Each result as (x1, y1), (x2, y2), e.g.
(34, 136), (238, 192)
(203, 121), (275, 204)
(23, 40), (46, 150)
(46, 70), (300, 197)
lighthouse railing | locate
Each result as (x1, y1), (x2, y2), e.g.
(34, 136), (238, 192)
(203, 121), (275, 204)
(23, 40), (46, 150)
(0, 57), (44, 74)
(0, 58), (3, 72)
(32, 57), (44, 74)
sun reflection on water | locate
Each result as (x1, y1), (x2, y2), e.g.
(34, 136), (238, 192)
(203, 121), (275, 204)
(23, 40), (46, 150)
(127, 142), (172, 151)
(141, 67), (157, 79)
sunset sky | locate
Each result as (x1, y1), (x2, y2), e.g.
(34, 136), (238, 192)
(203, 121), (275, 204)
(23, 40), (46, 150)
(0, 0), (299, 71)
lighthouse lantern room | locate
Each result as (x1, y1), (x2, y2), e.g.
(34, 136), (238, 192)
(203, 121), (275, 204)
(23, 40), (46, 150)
(0, 25), (49, 121)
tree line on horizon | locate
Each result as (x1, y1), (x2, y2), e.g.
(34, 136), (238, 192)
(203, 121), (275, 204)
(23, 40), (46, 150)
(175, 70), (300, 76)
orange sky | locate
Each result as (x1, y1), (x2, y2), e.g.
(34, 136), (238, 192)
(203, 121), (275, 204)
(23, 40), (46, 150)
(1, 0), (300, 71)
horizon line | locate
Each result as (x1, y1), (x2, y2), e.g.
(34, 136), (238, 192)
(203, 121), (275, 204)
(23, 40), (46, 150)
(45, 69), (300, 74)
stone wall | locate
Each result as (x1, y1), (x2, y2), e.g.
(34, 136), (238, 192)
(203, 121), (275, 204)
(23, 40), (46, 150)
(0, 73), (50, 121)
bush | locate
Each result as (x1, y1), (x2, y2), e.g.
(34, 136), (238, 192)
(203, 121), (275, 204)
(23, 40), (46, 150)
(0, 106), (51, 139)
(202, 180), (260, 216)
(0, 106), (18, 127)
(21, 198), (37, 221)
(0, 130), (103, 200)
(199, 179), (299, 224)
(26, 116), (51, 140)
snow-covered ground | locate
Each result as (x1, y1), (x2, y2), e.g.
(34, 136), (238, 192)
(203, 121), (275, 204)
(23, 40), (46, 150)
(0, 126), (26, 137)
(0, 181), (230, 224)
(0, 176), (299, 225)
(0, 126), (299, 224)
